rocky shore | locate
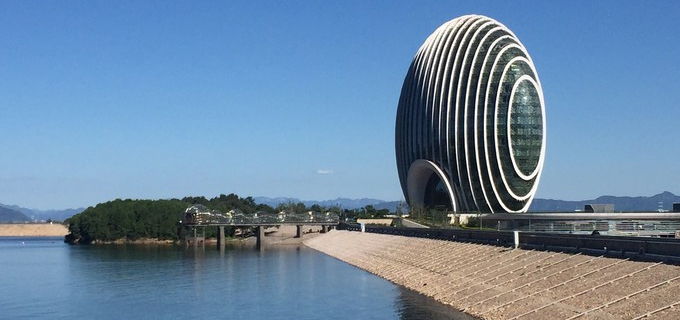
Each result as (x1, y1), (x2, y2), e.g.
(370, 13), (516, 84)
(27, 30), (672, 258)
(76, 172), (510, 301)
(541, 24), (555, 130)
(57, 224), (325, 245)
(0, 223), (69, 237)
(304, 230), (680, 320)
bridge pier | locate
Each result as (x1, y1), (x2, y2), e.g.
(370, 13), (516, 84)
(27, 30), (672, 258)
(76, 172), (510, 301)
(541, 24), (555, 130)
(193, 228), (198, 248)
(321, 225), (329, 233)
(186, 227), (206, 249)
(295, 225), (303, 238)
(217, 226), (225, 251)
(200, 227), (206, 249)
(256, 226), (265, 251)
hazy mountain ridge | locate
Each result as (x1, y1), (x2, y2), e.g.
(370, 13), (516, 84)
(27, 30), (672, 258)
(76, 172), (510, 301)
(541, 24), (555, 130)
(0, 204), (84, 222)
(257, 192), (679, 213)
(2, 191), (676, 222)
(529, 191), (680, 212)
(253, 196), (387, 210)
(0, 206), (31, 222)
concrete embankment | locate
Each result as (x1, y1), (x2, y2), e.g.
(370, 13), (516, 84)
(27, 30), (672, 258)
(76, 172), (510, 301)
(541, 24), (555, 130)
(304, 230), (680, 320)
(0, 223), (68, 237)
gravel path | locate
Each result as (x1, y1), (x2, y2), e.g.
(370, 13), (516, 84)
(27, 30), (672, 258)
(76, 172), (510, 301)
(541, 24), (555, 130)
(304, 230), (680, 320)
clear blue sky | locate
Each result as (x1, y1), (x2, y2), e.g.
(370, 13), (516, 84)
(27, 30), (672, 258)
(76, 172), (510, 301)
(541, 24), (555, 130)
(1, 1), (678, 210)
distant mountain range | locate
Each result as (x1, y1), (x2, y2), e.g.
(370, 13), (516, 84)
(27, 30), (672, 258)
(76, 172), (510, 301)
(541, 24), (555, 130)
(256, 191), (680, 213)
(0, 204), (84, 223)
(529, 191), (680, 212)
(0, 206), (31, 222)
(1, 191), (677, 223)
(253, 196), (393, 210)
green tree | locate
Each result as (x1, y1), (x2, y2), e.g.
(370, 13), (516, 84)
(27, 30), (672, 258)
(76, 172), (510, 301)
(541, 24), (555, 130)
(64, 193), (276, 244)
(309, 204), (324, 212)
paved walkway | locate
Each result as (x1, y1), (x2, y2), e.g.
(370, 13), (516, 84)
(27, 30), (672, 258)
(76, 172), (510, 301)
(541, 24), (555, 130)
(401, 219), (430, 228)
(304, 230), (680, 320)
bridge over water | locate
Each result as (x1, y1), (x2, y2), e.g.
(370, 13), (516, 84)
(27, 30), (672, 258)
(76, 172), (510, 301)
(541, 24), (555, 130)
(179, 205), (339, 250)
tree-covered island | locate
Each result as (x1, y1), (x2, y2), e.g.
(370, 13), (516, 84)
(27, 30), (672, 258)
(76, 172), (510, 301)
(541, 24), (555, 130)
(64, 193), (375, 244)
(64, 193), (277, 244)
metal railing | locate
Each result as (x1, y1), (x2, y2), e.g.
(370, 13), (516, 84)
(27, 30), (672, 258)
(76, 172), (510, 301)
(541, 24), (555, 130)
(183, 205), (339, 226)
(338, 222), (680, 260)
(500, 220), (680, 236)
(520, 232), (680, 258)
(338, 222), (514, 247)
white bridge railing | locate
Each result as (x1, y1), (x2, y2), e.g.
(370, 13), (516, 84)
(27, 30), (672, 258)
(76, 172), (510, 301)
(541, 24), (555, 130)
(182, 205), (339, 225)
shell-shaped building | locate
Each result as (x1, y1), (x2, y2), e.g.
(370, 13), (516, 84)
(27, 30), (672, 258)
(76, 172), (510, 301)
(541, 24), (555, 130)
(395, 15), (546, 213)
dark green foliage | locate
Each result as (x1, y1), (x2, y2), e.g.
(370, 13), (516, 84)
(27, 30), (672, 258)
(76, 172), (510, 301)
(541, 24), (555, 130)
(66, 199), (188, 244)
(66, 193), (276, 244)
(182, 193), (274, 214)
(275, 201), (307, 213)
(464, 216), (480, 228)
(356, 205), (390, 219)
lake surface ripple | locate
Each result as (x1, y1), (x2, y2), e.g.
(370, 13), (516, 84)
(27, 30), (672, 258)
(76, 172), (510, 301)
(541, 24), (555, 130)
(0, 237), (474, 319)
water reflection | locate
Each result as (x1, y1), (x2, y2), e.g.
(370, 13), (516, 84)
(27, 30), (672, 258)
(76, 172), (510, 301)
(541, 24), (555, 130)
(2, 239), (476, 320)
(396, 287), (478, 320)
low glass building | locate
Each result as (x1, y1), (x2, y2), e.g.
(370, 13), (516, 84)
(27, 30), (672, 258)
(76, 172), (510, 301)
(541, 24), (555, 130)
(395, 15), (546, 213)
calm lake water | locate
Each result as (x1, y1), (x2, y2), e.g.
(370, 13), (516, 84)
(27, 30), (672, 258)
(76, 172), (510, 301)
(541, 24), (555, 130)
(0, 237), (475, 320)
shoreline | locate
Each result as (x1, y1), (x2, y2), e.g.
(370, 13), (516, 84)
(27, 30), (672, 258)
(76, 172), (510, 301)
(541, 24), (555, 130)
(305, 230), (680, 320)
(0, 223), (69, 237)
(63, 225), (323, 245)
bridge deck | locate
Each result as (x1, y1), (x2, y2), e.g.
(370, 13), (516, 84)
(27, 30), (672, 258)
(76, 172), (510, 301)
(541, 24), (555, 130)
(183, 222), (337, 227)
